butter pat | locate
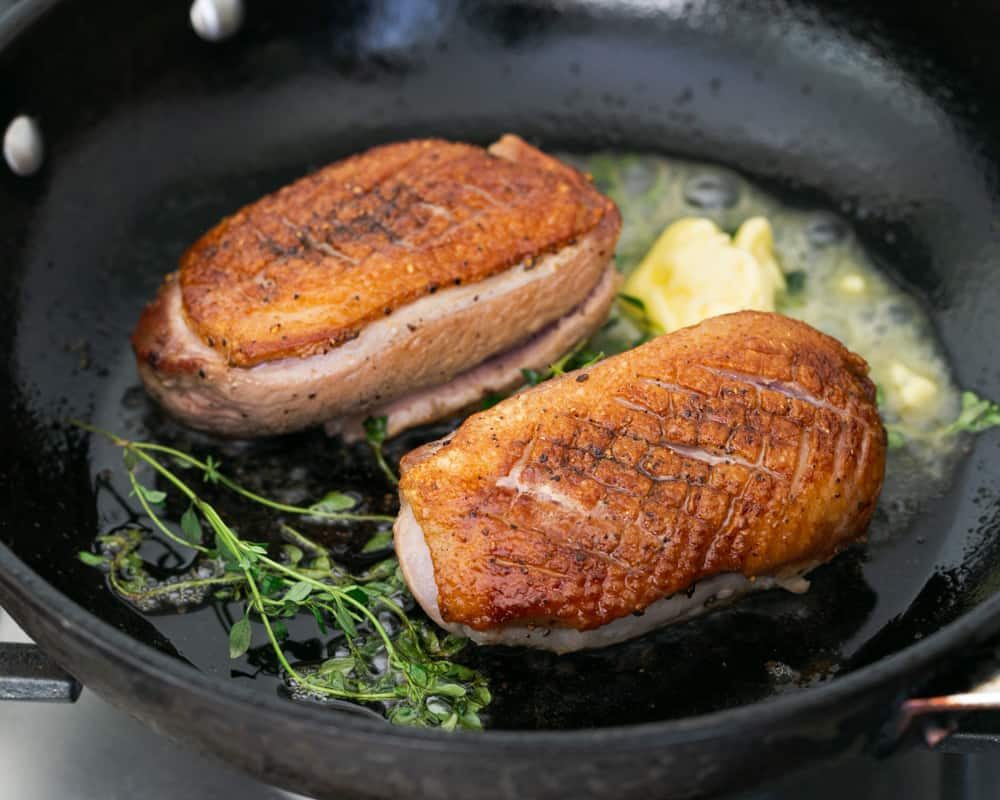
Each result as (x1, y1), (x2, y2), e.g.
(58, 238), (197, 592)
(623, 217), (786, 334)
(888, 361), (938, 411)
(837, 272), (867, 295)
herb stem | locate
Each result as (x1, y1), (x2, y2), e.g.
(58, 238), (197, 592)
(126, 468), (210, 554)
(109, 570), (243, 602)
(134, 441), (394, 522)
(371, 444), (399, 487)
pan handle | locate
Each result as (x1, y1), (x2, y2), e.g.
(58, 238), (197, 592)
(890, 650), (1000, 753)
(0, 642), (82, 702)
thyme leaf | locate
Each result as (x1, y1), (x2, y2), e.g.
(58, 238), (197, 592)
(307, 491), (356, 514)
(77, 551), (106, 567)
(229, 615), (252, 659)
(180, 504), (204, 544)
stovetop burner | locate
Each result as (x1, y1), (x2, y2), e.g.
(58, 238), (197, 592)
(1, 607), (997, 799)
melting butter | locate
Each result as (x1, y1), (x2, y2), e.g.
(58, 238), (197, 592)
(568, 152), (963, 478)
(623, 217), (785, 334)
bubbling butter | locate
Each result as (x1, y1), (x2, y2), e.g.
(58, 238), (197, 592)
(623, 217), (786, 334)
(569, 151), (963, 484)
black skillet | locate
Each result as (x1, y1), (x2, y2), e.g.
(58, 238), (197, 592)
(4, 1), (1000, 797)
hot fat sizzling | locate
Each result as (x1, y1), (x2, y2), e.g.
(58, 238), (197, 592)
(394, 311), (887, 652)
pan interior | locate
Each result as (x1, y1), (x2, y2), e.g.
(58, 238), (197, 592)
(3, 0), (1000, 731)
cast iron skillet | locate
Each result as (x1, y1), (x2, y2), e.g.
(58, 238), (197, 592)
(4, 0), (1000, 797)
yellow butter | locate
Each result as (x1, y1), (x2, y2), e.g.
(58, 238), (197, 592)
(888, 361), (938, 411)
(837, 272), (867, 295)
(623, 217), (786, 334)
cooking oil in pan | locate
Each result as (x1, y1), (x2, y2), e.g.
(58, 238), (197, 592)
(80, 152), (974, 730)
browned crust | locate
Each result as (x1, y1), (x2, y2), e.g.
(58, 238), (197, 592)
(164, 135), (616, 367)
(398, 311), (887, 632)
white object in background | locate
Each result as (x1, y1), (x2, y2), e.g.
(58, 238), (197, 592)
(0, 607), (33, 643)
(3, 115), (44, 176)
(190, 0), (244, 42)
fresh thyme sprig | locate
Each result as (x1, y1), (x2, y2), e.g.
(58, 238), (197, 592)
(74, 423), (489, 729)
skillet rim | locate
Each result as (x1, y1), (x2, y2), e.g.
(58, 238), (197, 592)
(1, 0), (998, 752)
(4, 519), (1000, 748)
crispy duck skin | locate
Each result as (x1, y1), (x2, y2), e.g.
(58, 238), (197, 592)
(131, 135), (621, 437)
(395, 311), (886, 647)
(172, 135), (611, 368)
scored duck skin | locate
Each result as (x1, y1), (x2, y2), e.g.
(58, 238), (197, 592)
(395, 311), (886, 652)
(131, 135), (620, 438)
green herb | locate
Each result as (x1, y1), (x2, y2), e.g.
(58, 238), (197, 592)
(180, 505), (204, 544)
(784, 271), (807, 295)
(72, 422), (488, 729)
(886, 428), (906, 449)
(944, 391), (1000, 434)
(135, 484), (166, 505)
(77, 551), (106, 567)
(521, 367), (544, 387)
(363, 416), (398, 486)
(585, 154), (620, 194)
(362, 529), (394, 553)
(549, 344), (604, 376)
(883, 390), (1000, 449)
(615, 293), (657, 345)
(229, 615), (252, 659)
(617, 293), (647, 312)
(522, 345), (605, 387)
(480, 392), (506, 410)
(308, 491), (357, 515)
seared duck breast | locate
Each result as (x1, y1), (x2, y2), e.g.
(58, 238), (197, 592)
(395, 311), (886, 652)
(132, 135), (621, 438)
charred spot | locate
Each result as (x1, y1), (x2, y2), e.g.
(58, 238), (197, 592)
(427, 283), (439, 294)
(576, 374), (590, 383)
(198, 368), (206, 379)
(307, 393), (317, 400)
(407, 323), (418, 333)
